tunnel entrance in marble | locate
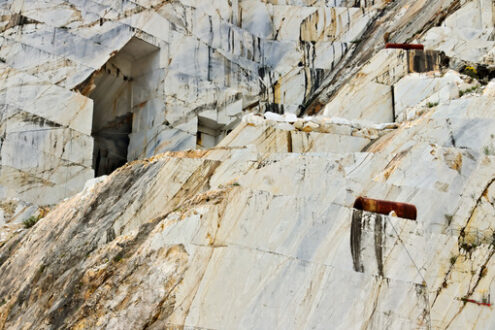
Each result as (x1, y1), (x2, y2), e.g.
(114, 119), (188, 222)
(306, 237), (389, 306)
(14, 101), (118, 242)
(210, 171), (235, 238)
(90, 38), (159, 176)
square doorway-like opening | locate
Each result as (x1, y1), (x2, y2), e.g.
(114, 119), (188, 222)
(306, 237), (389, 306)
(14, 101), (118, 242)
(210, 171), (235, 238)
(89, 38), (159, 176)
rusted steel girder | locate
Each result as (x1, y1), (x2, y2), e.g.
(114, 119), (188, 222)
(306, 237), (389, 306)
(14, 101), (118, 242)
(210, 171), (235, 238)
(353, 197), (417, 220)
(385, 43), (424, 51)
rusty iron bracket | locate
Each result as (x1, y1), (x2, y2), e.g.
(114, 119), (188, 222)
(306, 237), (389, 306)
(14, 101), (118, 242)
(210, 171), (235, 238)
(353, 197), (417, 220)
(385, 43), (424, 51)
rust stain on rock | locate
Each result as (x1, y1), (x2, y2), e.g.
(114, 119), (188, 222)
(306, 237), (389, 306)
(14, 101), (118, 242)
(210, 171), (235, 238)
(381, 148), (410, 180)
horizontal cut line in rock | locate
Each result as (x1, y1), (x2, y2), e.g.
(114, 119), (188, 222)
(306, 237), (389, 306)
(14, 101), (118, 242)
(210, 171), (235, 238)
(8, 127), (66, 134)
(8, 128), (131, 136)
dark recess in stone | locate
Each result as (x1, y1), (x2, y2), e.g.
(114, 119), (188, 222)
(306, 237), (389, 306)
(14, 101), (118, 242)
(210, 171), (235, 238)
(374, 215), (385, 277)
(92, 114), (132, 177)
(350, 208), (364, 273)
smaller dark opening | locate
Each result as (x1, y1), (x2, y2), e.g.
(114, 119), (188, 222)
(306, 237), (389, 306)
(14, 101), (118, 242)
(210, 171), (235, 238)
(413, 55), (423, 72)
(196, 115), (240, 149)
(196, 118), (221, 149)
(93, 114), (132, 176)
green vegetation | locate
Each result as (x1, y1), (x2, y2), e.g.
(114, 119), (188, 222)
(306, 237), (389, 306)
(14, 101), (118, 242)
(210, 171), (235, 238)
(483, 145), (495, 156)
(459, 85), (479, 97)
(463, 66), (478, 79)
(426, 102), (439, 108)
(23, 215), (41, 228)
(113, 252), (123, 263)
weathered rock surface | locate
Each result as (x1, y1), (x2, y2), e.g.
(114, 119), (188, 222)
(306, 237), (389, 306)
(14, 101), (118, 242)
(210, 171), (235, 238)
(0, 82), (495, 329)
(2, 89), (495, 328)
(423, 0), (495, 65)
(0, 0), (383, 206)
(305, 0), (494, 114)
(1, 0), (495, 329)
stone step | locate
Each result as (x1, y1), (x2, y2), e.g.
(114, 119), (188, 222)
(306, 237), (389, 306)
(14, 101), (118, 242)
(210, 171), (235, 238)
(0, 162), (92, 205)
(0, 105), (93, 167)
(171, 3), (369, 77)
(218, 121), (375, 153)
(210, 126), (495, 235)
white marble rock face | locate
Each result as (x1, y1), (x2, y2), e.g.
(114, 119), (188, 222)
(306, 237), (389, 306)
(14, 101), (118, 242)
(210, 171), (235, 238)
(1, 0), (495, 329)
(422, 0), (495, 65)
(0, 0), (379, 205)
(2, 89), (495, 328)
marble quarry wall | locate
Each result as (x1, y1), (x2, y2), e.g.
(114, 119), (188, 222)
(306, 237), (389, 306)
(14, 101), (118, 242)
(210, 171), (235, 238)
(0, 0), (384, 205)
(323, 49), (448, 123)
(1, 0), (495, 329)
(0, 0), (492, 208)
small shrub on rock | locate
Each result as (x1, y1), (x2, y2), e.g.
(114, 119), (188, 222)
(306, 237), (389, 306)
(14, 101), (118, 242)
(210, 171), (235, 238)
(23, 215), (40, 228)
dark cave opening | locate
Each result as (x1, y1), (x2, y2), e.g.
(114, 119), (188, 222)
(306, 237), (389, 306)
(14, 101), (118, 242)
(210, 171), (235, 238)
(89, 38), (159, 176)
(90, 54), (134, 177)
(92, 114), (133, 177)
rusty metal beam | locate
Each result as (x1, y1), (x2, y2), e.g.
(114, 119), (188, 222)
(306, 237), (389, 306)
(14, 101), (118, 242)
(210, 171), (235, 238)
(353, 197), (417, 220)
(385, 43), (424, 50)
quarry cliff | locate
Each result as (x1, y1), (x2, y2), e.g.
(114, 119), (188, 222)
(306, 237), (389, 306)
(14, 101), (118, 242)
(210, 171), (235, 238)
(1, 0), (495, 329)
